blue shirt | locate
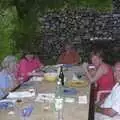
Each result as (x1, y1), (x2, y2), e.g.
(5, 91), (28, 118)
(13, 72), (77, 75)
(0, 70), (14, 99)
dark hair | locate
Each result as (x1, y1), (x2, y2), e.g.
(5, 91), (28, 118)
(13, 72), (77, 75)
(90, 49), (105, 61)
(20, 50), (35, 59)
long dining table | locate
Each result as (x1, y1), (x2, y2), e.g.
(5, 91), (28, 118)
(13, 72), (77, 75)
(0, 65), (95, 120)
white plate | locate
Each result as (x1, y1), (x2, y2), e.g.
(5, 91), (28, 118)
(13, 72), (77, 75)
(30, 77), (44, 82)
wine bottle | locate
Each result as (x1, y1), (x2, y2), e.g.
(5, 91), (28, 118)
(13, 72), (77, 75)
(59, 66), (64, 86)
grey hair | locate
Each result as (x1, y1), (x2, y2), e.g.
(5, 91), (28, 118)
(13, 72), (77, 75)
(1, 56), (17, 69)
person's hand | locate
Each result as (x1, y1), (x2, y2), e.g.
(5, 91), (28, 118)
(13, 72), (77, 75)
(82, 62), (88, 72)
(89, 69), (96, 77)
(18, 77), (24, 84)
(28, 72), (33, 76)
(15, 80), (20, 86)
(40, 64), (44, 69)
(29, 71), (44, 77)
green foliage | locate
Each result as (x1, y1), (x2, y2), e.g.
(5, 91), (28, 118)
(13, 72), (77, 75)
(0, 0), (13, 10)
(0, 7), (17, 60)
(13, 2), (41, 52)
(65, 0), (112, 11)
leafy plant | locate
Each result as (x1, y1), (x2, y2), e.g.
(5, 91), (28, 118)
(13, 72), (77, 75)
(0, 7), (17, 60)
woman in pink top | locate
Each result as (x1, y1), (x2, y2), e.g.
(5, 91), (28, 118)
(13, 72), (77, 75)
(18, 52), (43, 82)
(83, 49), (115, 101)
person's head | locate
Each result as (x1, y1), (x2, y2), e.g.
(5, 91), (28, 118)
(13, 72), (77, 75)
(65, 42), (73, 52)
(1, 56), (17, 72)
(22, 50), (34, 60)
(114, 62), (120, 82)
(90, 49), (105, 68)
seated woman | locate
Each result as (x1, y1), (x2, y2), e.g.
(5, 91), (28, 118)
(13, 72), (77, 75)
(17, 51), (43, 82)
(83, 49), (115, 101)
(0, 56), (19, 99)
(57, 43), (80, 64)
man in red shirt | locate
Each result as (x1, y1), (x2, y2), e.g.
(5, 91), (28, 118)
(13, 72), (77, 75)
(57, 43), (80, 64)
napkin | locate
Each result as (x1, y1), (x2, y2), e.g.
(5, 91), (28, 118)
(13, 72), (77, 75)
(7, 91), (35, 99)
(78, 96), (87, 104)
(30, 76), (44, 82)
(0, 99), (16, 103)
(65, 97), (75, 103)
(35, 93), (55, 103)
(72, 73), (79, 81)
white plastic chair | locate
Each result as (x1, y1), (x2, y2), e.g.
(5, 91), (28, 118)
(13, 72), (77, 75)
(96, 90), (111, 102)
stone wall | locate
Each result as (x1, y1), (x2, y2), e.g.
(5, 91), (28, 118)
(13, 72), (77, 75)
(38, 8), (120, 64)
(113, 0), (120, 12)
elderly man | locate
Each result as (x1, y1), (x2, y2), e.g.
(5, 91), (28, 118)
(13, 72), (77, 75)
(95, 61), (120, 120)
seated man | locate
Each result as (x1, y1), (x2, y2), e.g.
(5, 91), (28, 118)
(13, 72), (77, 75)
(57, 43), (80, 64)
(95, 61), (120, 120)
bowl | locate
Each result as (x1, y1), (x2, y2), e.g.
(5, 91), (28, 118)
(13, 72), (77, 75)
(44, 73), (58, 82)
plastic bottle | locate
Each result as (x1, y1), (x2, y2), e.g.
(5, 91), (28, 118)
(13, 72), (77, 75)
(54, 78), (64, 120)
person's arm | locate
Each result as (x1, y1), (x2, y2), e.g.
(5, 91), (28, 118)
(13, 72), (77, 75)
(73, 51), (80, 64)
(96, 106), (117, 117)
(96, 97), (106, 107)
(83, 63), (108, 83)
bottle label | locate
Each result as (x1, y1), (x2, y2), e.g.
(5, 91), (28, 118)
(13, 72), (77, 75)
(57, 81), (61, 85)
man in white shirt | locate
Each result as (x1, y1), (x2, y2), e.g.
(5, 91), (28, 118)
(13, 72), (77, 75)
(95, 61), (120, 120)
